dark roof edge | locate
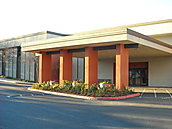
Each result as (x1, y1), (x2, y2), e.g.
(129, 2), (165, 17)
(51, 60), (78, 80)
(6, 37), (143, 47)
(0, 31), (69, 43)
(47, 31), (70, 36)
(127, 28), (172, 49)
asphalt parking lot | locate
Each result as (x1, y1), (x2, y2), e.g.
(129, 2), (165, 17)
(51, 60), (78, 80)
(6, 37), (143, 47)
(1, 82), (172, 129)
(119, 87), (172, 106)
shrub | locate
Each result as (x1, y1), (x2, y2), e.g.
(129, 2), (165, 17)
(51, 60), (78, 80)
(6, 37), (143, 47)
(31, 80), (134, 97)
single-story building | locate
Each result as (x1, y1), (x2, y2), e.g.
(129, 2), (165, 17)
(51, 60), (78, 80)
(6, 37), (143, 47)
(0, 31), (68, 82)
(2, 19), (172, 90)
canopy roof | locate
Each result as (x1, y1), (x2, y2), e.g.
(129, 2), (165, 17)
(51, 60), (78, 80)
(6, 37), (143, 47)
(21, 28), (172, 54)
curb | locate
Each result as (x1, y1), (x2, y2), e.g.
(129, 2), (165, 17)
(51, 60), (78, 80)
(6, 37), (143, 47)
(28, 88), (140, 100)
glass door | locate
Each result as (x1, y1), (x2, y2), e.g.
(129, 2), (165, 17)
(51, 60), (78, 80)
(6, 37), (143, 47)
(129, 68), (148, 86)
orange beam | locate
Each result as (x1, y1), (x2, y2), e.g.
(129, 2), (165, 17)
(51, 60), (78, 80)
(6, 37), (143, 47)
(59, 50), (72, 85)
(39, 52), (52, 82)
(116, 44), (129, 91)
(85, 47), (98, 85)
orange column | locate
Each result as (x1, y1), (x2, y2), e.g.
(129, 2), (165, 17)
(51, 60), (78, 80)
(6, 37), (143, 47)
(116, 44), (129, 91)
(85, 47), (98, 85)
(59, 50), (72, 85)
(39, 52), (52, 83)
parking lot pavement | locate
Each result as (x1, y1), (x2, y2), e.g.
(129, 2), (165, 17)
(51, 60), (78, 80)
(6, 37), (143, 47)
(1, 82), (172, 129)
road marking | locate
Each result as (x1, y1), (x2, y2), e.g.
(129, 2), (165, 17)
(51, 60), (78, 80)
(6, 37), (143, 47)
(162, 97), (172, 99)
(166, 90), (172, 98)
(6, 93), (48, 98)
(154, 89), (157, 98)
(139, 89), (145, 98)
(139, 97), (171, 99)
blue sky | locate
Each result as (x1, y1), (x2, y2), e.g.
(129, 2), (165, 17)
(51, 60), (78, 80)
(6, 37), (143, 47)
(0, 0), (171, 39)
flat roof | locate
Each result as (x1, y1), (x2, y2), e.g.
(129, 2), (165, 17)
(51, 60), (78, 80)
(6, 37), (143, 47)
(0, 31), (69, 43)
(74, 19), (172, 36)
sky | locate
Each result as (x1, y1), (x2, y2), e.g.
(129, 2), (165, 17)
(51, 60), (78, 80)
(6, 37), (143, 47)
(0, 0), (171, 39)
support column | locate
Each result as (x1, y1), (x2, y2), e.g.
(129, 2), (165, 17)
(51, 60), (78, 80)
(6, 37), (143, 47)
(59, 50), (72, 85)
(116, 44), (129, 91)
(39, 52), (52, 83)
(85, 47), (98, 85)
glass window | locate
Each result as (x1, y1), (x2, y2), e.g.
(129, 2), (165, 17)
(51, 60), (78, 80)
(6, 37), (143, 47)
(8, 49), (13, 77)
(12, 48), (18, 78)
(25, 53), (30, 80)
(20, 52), (26, 79)
(72, 57), (84, 82)
(5, 50), (9, 76)
(29, 53), (35, 82)
(0, 50), (3, 75)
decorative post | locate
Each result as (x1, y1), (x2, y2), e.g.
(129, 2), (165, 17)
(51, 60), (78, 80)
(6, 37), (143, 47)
(59, 50), (72, 85)
(85, 47), (98, 86)
(116, 44), (129, 91)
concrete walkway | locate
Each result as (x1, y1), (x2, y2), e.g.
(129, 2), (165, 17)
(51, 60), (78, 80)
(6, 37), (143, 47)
(131, 87), (172, 93)
(0, 77), (33, 85)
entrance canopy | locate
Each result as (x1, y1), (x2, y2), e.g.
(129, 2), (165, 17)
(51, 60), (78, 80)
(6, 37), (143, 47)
(21, 28), (172, 54)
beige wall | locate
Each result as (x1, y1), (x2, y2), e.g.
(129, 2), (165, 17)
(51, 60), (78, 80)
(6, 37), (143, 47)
(98, 56), (172, 87)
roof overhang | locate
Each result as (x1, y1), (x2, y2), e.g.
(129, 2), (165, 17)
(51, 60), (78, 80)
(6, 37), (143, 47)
(21, 28), (172, 54)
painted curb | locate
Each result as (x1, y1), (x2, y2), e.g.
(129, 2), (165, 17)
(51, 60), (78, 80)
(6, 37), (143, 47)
(28, 88), (140, 100)
(96, 93), (141, 100)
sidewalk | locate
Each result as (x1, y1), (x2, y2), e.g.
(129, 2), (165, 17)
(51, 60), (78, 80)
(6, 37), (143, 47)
(0, 77), (33, 85)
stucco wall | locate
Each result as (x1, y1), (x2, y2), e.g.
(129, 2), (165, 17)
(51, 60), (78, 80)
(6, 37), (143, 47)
(98, 56), (172, 87)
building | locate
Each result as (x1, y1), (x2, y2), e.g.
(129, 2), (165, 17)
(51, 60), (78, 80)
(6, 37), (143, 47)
(0, 31), (68, 82)
(1, 19), (172, 90)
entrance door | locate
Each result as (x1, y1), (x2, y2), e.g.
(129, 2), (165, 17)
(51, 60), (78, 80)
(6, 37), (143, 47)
(129, 68), (148, 86)
(113, 62), (148, 86)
